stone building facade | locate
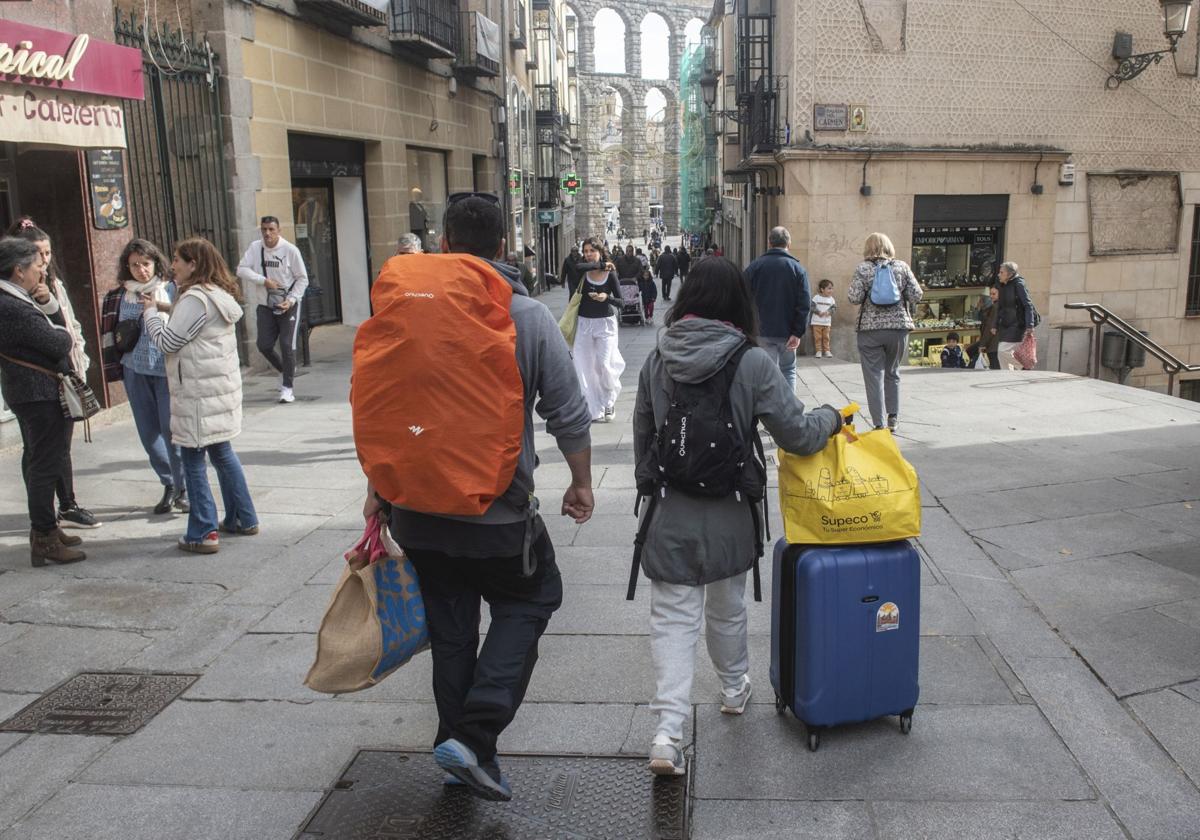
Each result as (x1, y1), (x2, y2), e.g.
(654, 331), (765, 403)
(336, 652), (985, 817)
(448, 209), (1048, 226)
(713, 0), (1200, 393)
(567, 0), (712, 238)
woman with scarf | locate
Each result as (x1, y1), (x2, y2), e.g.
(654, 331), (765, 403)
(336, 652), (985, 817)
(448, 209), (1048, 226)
(101, 239), (187, 514)
(7, 218), (99, 529)
(0, 236), (87, 566)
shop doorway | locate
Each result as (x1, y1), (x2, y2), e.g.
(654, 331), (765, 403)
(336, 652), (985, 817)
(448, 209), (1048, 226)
(288, 134), (370, 327)
(292, 180), (341, 326)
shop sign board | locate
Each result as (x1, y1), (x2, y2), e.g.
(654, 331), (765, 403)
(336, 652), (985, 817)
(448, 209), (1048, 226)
(537, 209), (561, 225)
(0, 21), (144, 101)
(86, 148), (129, 229)
(0, 85), (126, 148)
(813, 104), (848, 132)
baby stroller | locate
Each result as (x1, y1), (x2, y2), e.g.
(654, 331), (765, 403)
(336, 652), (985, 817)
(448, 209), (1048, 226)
(618, 278), (646, 326)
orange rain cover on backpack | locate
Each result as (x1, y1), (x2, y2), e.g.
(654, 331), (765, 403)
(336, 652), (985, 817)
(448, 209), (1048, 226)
(351, 253), (525, 517)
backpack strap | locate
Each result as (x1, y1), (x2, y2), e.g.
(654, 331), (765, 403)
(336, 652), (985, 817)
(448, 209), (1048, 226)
(627, 490), (659, 600)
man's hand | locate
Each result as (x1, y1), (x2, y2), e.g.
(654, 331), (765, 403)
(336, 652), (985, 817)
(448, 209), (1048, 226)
(786, 335), (801, 351)
(277, 298), (293, 311)
(363, 483), (383, 522)
(31, 282), (51, 304)
(562, 484), (594, 524)
(264, 278), (281, 290)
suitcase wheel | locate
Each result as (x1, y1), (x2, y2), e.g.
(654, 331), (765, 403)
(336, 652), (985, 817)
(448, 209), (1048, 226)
(899, 711), (913, 735)
(774, 693), (786, 715)
(807, 730), (820, 752)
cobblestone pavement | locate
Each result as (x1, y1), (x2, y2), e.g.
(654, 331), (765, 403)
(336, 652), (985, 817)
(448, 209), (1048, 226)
(1, 289), (1199, 839)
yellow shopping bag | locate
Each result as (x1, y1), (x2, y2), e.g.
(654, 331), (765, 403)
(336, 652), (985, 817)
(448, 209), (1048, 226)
(778, 406), (921, 544)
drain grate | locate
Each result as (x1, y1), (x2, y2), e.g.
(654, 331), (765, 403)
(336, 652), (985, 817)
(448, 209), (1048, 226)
(0, 672), (196, 736)
(297, 750), (689, 840)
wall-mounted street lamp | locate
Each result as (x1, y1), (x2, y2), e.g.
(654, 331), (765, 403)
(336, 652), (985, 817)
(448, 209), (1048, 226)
(698, 69), (745, 123)
(1107, 0), (1192, 88)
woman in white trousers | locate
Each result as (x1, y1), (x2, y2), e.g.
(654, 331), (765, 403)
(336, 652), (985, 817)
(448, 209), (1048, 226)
(572, 237), (626, 422)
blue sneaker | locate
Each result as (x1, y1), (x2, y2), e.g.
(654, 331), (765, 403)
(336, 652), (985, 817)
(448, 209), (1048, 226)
(433, 739), (512, 802)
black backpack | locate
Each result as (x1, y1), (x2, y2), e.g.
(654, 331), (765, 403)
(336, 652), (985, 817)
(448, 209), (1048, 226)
(628, 342), (769, 600)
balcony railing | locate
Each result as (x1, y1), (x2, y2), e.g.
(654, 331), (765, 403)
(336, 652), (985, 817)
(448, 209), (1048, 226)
(741, 75), (788, 157)
(511, 0), (528, 48)
(535, 85), (561, 122)
(296, 0), (387, 28)
(454, 10), (500, 77)
(390, 0), (458, 59)
(537, 177), (560, 208)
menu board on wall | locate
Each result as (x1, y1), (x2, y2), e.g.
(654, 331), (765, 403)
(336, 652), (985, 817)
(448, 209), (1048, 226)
(85, 148), (128, 230)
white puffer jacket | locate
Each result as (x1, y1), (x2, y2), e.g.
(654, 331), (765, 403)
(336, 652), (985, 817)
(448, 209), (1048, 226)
(161, 285), (244, 448)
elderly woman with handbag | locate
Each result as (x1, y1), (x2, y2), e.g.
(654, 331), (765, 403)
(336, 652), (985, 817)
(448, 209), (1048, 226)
(0, 237), (88, 567)
(101, 239), (187, 515)
(8, 218), (99, 529)
(143, 237), (258, 554)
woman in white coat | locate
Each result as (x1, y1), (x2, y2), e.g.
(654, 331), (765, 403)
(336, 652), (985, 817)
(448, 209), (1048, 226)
(143, 237), (258, 554)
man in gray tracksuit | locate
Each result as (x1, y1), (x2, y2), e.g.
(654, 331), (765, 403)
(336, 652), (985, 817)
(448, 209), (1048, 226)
(236, 216), (308, 404)
(362, 195), (594, 803)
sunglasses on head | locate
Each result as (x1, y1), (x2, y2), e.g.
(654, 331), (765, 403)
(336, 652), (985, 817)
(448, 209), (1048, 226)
(447, 192), (501, 206)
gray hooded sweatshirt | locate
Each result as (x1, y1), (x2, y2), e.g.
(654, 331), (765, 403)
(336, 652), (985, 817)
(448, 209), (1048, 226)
(633, 319), (840, 586)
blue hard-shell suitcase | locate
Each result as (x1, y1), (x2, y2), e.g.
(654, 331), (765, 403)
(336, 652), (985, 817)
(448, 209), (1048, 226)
(769, 538), (920, 751)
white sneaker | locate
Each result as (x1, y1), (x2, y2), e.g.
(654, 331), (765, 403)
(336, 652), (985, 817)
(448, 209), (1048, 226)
(604, 405), (616, 422)
(648, 734), (686, 776)
(279, 386), (295, 404)
(720, 674), (753, 715)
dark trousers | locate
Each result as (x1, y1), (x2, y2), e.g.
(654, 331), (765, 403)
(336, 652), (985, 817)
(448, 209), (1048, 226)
(662, 275), (674, 300)
(14, 400), (69, 532)
(256, 304), (301, 387)
(404, 531), (562, 764)
(968, 344), (1001, 370)
(55, 418), (76, 508)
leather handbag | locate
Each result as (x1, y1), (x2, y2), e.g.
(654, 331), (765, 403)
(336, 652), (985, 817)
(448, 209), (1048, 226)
(0, 353), (101, 422)
(113, 318), (142, 354)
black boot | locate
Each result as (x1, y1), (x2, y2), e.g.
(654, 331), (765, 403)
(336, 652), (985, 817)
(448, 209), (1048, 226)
(154, 485), (175, 515)
(172, 489), (190, 512)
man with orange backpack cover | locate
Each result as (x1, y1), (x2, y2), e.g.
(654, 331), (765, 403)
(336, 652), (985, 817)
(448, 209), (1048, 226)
(355, 194), (594, 802)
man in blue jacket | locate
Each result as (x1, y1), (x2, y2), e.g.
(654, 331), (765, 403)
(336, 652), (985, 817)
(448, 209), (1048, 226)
(744, 227), (810, 390)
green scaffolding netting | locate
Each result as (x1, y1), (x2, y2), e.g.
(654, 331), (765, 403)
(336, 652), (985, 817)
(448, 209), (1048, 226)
(679, 43), (716, 236)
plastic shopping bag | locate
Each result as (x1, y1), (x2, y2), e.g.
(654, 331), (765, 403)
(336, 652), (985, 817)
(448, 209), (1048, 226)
(304, 516), (429, 693)
(778, 409), (921, 545)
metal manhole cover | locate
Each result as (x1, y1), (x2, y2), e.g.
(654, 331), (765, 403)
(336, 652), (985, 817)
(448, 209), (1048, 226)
(0, 672), (196, 736)
(297, 750), (689, 840)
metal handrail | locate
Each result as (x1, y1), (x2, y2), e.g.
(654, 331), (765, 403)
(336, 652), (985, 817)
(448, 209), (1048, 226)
(1064, 302), (1200, 396)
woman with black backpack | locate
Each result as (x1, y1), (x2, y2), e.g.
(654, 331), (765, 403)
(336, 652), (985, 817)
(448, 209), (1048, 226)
(631, 257), (844, 777)
(995, 261), (1037, 370)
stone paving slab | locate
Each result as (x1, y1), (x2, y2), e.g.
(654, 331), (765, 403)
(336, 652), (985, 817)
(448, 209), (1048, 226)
(1158, 597), (1200, 629)
(124, 603), (273, 671)
(2, 577), (226, 632)
(1127, 500), (1200, 537)
(1057, 607), (1200, 698)
(0, 735), (115, 833)
(1011, 553), (1200, 627)
(1126, 688), (1200, 789)
(185, 633), (327, 703)
(689, 800), (873, 839)
(693, 704), (1092, 801)
(1014, 656), (1200, 839)
(0, 627), (154, 693)
(78, 698), (440, 790)
(973, 511), (1194, 568)
(0, 785), (322, 840)
(869, 801), (1128, 840)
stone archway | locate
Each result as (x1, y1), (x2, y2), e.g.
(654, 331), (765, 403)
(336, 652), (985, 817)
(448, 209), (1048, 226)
(570, 0), (712, 237)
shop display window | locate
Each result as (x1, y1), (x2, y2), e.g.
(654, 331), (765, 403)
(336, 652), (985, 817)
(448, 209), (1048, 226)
(907, 224), (1003, 365)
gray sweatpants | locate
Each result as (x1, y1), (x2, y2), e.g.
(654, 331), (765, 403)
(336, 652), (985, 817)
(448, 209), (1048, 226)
(649, 573), (750, 741)
(857, 329), (908, 428)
